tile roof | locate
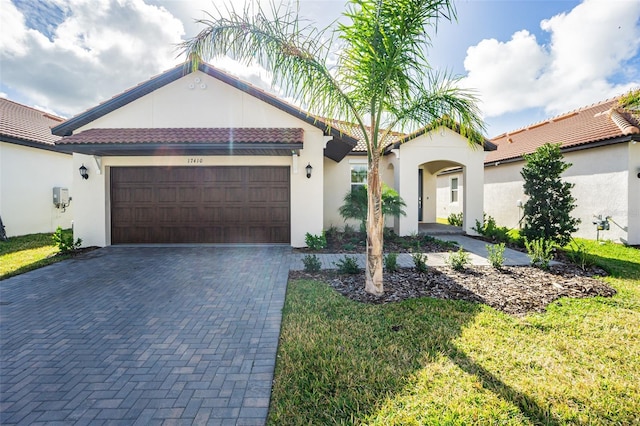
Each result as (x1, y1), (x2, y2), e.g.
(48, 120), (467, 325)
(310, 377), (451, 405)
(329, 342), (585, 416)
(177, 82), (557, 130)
(486, 96), (640, 164)
(323, 119), (405, 152)
(0, 98), (65, 148)
(55, 127), (304, 145)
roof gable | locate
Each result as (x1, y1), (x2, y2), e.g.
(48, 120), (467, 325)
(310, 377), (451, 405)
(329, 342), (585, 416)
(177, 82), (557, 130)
(51, 62), (357, 160)
(486, 97), (640, 164)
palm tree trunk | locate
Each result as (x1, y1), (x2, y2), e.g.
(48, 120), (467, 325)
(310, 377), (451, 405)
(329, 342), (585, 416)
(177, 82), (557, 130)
(365, 149), (384, 295)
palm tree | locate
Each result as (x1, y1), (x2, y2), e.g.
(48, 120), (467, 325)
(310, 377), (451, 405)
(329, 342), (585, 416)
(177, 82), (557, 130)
(181, 0), (484, 295)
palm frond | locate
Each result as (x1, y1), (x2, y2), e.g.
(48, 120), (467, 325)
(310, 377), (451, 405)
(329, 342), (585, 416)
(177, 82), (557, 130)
(180, 2), (359, 124)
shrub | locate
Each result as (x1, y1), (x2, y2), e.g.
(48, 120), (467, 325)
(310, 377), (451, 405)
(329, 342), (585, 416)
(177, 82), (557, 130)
(521, 143), (580, 246)
(302, 254), (322, 272)
(447, 212), (463, 227)
(341, 242), (356, 251)
(486, 243), (506, 269)
(305, 232), (327, 251)
(525, 238), (555, 270)
(411, 252), (428, 273)
(566, 239), (594, 271)
(335, 256), (360, 274)
(52, 227), (82, 254)
(384, 252), (398, 272)
(338, 184), (406, 232)
(473, 214), (511, 243)
(446, 247), (470, 271)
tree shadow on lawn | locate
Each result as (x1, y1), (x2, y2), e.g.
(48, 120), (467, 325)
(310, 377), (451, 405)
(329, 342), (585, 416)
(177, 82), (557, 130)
(272, 276), (563, 425)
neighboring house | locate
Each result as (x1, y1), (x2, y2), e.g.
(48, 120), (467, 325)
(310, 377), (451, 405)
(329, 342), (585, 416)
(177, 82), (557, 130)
(52, 62), (493, 248)
(437, 96), (640, 245)
(0, 98), (74, 237)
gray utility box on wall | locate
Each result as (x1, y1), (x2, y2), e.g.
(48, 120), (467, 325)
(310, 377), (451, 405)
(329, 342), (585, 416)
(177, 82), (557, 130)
(53, 187), (70, 208)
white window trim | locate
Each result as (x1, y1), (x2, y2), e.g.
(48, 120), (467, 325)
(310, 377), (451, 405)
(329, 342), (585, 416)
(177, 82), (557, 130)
(450, 176), (459, 203)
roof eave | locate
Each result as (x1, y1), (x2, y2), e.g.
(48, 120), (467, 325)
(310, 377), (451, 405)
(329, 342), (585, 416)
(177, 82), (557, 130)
(485, 134), (640, 166)
(54, 142), (304, 156)
(1, 135), (68, 154)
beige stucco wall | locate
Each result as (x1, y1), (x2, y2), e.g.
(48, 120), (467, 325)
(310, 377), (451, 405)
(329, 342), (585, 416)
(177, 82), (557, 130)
(396, 127), (485, 236)
(436, 171), (463, 219)
(323, 154), (397, 231)
(71, 70), (325, 247)
(483, 142), (637, 244)
(0, 142), (74, 237)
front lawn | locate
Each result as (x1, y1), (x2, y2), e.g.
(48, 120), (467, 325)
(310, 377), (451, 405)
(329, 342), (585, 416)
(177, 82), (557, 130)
(269, 241), (640, 425)
(0, 230), (73, 279)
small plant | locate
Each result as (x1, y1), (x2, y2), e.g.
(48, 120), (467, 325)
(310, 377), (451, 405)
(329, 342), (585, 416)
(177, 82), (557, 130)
(305, 232), (327, 251)
(341, 242), (356, 251)
(411, 252), (428, 273)
(446, 247), (470, 271)
(335, 256), (360, 274)
(52, 227), (82, 254)
(486, 243), (506, 269)
(384, 252), (398, 272)
(447, 212), (463, 227)
(302, 254), (322, 273)
(566, 239), (594, 271)
(525, 238), (555, 270)
(473, 214), (511, 243)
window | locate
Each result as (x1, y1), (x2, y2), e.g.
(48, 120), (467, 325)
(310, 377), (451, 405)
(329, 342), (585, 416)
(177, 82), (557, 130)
(350, 162), (367, 192)
(450, 177), (459, 203)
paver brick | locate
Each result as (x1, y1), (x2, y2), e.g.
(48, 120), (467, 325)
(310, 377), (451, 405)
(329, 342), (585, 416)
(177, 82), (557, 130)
(1, 246), (290, 425)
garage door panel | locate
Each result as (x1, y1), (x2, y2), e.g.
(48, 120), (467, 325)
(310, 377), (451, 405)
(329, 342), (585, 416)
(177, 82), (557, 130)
(111, 166), (290, 244)
(157, 187), (177, 202)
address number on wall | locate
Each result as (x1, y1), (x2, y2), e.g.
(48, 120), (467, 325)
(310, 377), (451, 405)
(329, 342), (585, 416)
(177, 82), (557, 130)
(187, 158), (203, 164)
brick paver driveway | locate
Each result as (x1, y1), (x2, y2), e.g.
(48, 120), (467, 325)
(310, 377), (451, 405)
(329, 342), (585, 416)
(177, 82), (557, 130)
(0, 246), (291, 425)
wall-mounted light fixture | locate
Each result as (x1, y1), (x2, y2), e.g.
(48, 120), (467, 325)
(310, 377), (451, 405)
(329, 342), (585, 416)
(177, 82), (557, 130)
(79, 164), (89, 180)
(306, 163), (313, 179)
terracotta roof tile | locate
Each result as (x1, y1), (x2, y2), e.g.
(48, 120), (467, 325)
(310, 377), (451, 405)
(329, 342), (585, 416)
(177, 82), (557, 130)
(0, 98), (64, 146)
(55, 127), (304, 145)
(486, 96), (640, 163)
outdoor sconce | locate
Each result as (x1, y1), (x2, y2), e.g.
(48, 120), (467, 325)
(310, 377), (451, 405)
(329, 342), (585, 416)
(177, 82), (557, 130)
(79, 164), (89, 180)
(306, 163), (313, 179)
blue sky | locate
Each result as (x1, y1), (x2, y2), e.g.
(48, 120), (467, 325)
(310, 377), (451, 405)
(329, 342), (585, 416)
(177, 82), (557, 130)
(1, 0), (639, 137)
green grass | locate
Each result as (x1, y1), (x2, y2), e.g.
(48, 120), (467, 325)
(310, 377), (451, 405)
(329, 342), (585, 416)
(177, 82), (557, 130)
(0, 230), (72, 279)
(269, 241), (640, 425)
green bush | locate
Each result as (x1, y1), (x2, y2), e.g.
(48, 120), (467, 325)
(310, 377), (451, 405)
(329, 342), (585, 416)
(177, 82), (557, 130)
(302, 254), (322, 272)
(473, 214), (511, 243)
(335, 256), (360, 274)
(447, 212), (463, 227)
(566, 239), (594, 271)
(521, 143), (580, 246)
(305, 232), (327, 251)
(338, 184), (406, 232)
(525, 238), (555, 270)
(384, 252), (398, 272)
(446, 247), (470, 271)
(486, 243), (506, 269)
(411, 252), (428, 273)
(52, 226), (81, 254)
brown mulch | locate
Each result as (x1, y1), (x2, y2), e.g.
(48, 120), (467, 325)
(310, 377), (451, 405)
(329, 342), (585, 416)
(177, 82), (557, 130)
(289, 263), (616, 316)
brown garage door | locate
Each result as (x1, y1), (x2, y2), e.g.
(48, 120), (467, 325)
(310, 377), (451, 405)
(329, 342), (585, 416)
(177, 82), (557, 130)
(111, 166), (290, 244)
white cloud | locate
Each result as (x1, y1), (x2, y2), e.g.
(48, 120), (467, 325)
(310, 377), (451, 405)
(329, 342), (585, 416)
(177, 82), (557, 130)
(0, 0), (185, 116)
(462, 0), (640, 118)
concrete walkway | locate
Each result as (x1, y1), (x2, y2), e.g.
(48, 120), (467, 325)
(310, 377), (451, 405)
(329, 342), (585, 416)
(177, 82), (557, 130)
(290, 234), (532, 270)
(0, 246), (290, 425)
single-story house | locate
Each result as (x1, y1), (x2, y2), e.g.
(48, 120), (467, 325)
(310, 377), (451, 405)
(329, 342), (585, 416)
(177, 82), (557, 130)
(0, 98), (74, 237)
(437, 96), (640, 245)
(52, 62), (494, 248)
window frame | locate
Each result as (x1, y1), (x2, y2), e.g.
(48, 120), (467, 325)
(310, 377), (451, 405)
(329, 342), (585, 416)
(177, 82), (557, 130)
(450, 176), (459, 203)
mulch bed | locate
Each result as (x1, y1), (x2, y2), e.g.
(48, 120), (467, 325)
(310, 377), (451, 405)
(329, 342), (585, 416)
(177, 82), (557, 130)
(289, 263), (616, 316)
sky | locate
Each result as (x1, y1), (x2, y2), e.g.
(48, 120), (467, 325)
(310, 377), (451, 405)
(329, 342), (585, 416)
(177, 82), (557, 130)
(0, 0), (639, 137)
